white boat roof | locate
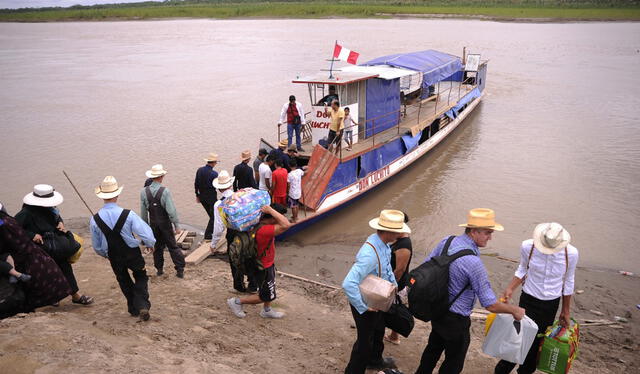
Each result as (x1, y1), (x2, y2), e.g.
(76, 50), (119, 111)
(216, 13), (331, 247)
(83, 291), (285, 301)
(341, 65), (417, 80)
(292, 71), (378, 86)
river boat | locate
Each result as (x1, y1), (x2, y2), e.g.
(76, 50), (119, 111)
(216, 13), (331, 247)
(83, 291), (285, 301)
(261, 49), (487, 239)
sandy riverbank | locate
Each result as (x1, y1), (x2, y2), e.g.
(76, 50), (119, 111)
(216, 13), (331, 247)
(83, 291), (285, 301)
(0, 219), (637, 373)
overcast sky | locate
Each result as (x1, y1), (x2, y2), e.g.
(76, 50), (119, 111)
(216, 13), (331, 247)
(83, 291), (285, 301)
(1, 0), (162, 9)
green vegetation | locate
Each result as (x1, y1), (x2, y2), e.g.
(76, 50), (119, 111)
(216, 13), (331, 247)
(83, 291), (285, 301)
(1, 1), (639, 22)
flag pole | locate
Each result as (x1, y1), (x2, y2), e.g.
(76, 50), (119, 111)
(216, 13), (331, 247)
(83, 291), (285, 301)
(328, 40), (337, 79)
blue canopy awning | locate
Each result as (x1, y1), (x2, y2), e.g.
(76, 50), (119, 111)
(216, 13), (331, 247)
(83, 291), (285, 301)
(363, 50), (462, 87)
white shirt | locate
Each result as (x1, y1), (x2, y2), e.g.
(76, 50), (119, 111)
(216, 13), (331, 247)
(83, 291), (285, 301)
(514, 239), (579, 300)
(258, 163), (272, 191)
(278, 101), (306, 125)
(344, 114), (356, 132)
(210, 189), (234, 248)
(287, 168), (305, 200)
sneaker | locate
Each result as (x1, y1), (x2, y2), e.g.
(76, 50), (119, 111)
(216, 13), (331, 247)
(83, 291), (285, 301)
(227, 298), (246, 318)
(297, 147), (305, 152)
(260, 309), (285, 319)
(18, 274), (32, 282)
(139, 309), (150, 322)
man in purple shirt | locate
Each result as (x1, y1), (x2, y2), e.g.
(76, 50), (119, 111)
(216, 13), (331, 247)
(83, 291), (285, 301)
(416, 208), (525, 374)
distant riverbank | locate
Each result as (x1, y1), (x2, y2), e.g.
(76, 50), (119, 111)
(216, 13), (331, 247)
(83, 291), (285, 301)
(1, 2), (639, 22)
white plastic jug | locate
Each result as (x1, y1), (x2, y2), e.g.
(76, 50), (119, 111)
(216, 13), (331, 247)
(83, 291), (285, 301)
(482, 314), (539, 364)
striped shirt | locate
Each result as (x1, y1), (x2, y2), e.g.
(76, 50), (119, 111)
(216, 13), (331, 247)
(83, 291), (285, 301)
(425, 234), (497, 316)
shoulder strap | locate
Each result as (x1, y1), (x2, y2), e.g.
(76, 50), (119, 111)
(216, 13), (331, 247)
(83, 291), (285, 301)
(155, 186), (166, 200)
(365, 242), (382, 277)
(522, 244), (535, 285)
(144, 187), (154, 205)
(113, 209), (130, 235)
(442, 235), (456, 256)
(562, 247), (568, 296)
(93, 212), (111, 235)
(446, 248), (476, 307)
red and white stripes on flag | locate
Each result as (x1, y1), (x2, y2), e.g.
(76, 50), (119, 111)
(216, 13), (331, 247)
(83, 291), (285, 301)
(333, 43), (360, 65)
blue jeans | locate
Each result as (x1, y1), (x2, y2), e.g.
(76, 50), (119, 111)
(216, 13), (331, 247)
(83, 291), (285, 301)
(287, 123), (302, 149)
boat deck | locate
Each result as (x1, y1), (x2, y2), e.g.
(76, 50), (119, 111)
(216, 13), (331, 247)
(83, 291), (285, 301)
(296, 81), (475, 160)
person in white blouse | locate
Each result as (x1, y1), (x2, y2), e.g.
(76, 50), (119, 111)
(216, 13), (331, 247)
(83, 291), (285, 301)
(494, 222), (579, 374)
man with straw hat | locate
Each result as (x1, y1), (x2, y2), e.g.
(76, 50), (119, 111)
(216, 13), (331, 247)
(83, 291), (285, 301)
(232, 150), (257, 191)
(140, 164), (185, 278)
(194, 153), (220, 241)
(342, 210), (409, 373)
(210, 170), (257, 293)
(416, 208), (525, 374)
(268, 140), (290, 169)
(494, 223), (578, 374)
(90, 176), (156, 322)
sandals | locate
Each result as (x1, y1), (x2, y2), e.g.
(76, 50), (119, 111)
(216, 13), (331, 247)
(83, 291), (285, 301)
(72, 295), (94, 305)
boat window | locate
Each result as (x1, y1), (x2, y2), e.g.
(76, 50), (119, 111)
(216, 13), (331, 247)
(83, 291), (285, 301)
(356, 156), (362, 178)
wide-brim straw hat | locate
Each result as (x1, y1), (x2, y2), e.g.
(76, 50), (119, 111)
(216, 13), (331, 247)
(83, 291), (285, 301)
(369, 209), (411, 234)
(23, 184), (64, 207)
(204, 153), (219, 163)
(145, 164), (168, 179)
(95, 176), (124, 199)
(241, 150), (251, 161)
(533, 222), (571, 255)
(212, 170), (235, 190)
(278, 139), (288, 148)
(458, 208), (504, 231)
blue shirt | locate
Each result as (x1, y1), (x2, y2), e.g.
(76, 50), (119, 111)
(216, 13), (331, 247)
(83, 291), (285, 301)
(342, 233), (397, 314)
(425, 234), (497, 316)
(90, 203), (156, 258)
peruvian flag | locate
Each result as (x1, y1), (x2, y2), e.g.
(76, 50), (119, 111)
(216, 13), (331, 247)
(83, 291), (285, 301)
(333, 43), (360, 65)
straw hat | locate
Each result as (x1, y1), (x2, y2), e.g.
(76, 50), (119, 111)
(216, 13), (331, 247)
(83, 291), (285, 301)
(278, 139), (288, 148)
(458, 208), (504, 231)
(241, 150), (252, 161)
(288, 144), (298, 152)
(212, 170), (235, 190)
(533, 222), (571, 255)
(145, 164), (167, 179)
(95, 176), (124, 199)
(204, 153), (219, 163)
(23, 184), (64, 207)
(369, 210), (411, 234)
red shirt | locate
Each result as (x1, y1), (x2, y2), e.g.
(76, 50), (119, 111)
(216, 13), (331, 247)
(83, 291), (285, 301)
(286, 103), (299, 124)
(271, 167), (288, 198)
(256, 224), (276, 268)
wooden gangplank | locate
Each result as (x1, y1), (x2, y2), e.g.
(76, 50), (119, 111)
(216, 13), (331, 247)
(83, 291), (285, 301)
(300, 145), (339, 210)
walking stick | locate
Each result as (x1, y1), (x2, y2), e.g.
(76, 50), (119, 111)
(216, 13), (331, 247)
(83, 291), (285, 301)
(62, 170), (95, 216)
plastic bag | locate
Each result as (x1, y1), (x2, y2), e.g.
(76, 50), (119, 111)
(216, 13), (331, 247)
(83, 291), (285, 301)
(221, 188), (271, 232)
(482, 314), (539, 365)
(359, 274), (396, 312)
(68, 233), (84, 264)
(537, 319), (580, 374)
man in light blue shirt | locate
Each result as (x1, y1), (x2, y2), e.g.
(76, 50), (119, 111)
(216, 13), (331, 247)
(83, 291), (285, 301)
(342, 210), (410, 374)
(90, 176), (156, 322)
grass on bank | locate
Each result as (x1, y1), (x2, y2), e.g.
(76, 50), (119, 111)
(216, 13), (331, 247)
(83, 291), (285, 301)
(1, 2), (640, 22)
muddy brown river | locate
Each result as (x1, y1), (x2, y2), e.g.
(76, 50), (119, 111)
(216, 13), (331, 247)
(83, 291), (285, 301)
(1, 19), (639, 273)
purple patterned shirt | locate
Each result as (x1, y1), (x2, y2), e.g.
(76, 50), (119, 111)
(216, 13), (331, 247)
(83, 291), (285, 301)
(425, 234), (497, 316)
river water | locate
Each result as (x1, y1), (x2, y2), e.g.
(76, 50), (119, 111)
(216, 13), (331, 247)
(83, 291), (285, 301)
(1, 19), (639, 273)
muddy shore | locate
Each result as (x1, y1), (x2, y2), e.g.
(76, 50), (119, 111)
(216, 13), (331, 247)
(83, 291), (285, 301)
(0, 219), (637, 373)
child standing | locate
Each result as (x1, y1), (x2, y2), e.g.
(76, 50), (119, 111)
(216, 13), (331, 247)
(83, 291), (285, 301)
(343, 107), (359, 151)
(287, 159), (306, 223)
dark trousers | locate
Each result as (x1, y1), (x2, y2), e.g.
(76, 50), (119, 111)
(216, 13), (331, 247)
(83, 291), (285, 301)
(151, 224), (185, 272)
(200, 201), (215, 240)
(494, 292), (560, 374)
(344, 304), (385, 374)
(226, 231), (256, 292)
(109, 251), (150, 315)
(416, 311), (471, 374)
(55, 258), (79, 294)
(327, 129), (342, 150)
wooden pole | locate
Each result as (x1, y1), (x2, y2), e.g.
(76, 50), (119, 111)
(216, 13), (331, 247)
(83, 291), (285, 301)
(62, 170), (94, 216)
(276, 270), (340, 290)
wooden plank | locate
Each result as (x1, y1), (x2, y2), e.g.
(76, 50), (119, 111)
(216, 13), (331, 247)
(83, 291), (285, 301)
(300, 145), (339, 210)
(276, 270), (340, 290)
(185, 238), (227, 265)
(174, 230), (189, 243)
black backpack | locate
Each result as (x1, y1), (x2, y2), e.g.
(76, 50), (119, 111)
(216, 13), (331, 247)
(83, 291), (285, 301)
(227, 224), (265, 274)
(407, 236), (474, 322)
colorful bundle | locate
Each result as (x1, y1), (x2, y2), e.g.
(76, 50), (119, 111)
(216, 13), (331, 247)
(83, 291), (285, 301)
(221, 188), (271, 232)
(537, 319), (580, 374)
